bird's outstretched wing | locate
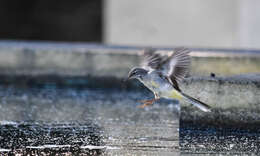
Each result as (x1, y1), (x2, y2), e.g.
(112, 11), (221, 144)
(141, 48), (166, 72)
(141, 47), (191, 83)
(162, 47), (191, 83)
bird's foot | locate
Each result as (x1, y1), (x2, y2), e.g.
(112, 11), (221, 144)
(138, 99), (156, 108)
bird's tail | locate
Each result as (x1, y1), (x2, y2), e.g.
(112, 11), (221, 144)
(181, 93), (211, 112)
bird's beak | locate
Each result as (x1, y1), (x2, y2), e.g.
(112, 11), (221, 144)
(124, 72), (135, 82)
(124, 75), (132, 82)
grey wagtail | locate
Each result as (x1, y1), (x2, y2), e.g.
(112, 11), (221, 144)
(127, 47), (211, 112)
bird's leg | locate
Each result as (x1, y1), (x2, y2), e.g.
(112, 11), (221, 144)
(138, 94), (159, 108)
(138, 99), (157, 108)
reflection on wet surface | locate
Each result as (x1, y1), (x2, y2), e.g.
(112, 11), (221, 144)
(0, 86), (179, 155)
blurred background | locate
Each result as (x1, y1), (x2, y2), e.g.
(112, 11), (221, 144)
(1, 0), (260, 49)
(0, 0), (102, 42)
(0, 0), (260, 155)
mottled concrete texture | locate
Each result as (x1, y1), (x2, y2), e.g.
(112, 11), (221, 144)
(181, 74), (260, 109)
(180, 74), (260, 128)
(0, 41), (259, 77)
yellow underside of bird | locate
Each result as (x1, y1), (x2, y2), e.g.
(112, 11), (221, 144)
(149, 80), (183, 100)
(168, 89), (183, 100)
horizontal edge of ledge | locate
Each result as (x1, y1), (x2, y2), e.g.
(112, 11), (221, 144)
(0, 40), (260, 58)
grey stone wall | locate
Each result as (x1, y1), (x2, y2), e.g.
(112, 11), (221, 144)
(105, 0), (260, 49)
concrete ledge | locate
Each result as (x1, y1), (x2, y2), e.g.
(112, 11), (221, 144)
(181, 74), (260, 109)
(180, 74), (260, 128)
(0, 40), (259, 77)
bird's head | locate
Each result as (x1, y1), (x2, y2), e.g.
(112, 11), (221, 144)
(127, 67), (148, 81)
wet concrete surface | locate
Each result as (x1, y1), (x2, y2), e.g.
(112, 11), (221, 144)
(0, 83), (179, 155)
(0, 40), (259, 155)
(180, 123), (260, 155)
(180, 106), (260, 154)
(0, 75), (260, 155)
(0, 122), (103, 155)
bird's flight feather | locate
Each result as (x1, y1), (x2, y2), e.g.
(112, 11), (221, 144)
(141, 47), (191, 84)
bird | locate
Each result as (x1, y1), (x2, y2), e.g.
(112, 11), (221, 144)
(126, 47), (211, 112)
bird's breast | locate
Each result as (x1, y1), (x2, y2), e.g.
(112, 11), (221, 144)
(141, 78), (159, 89)
(150, 81), (159, 88)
